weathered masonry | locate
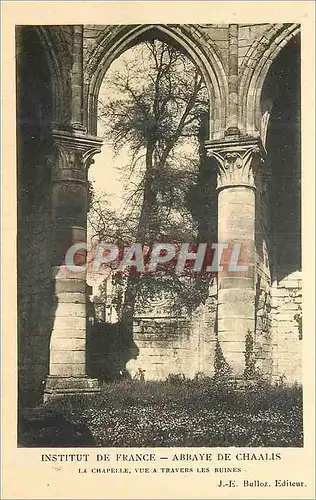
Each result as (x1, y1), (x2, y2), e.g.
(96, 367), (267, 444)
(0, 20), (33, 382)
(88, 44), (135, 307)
(16, 24), (301, 406)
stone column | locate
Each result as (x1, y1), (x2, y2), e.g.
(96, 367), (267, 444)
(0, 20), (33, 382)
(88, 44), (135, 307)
(44, 129), (103, 400)
(205, 138), (263, 378)
(226, 24), (239, 136)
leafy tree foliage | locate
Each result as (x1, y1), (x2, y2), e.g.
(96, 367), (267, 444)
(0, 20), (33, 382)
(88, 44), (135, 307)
(88, 40), (216, 331)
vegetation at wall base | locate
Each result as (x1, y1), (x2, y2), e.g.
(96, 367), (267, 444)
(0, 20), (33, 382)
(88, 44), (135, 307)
(19, 378), (303, 448)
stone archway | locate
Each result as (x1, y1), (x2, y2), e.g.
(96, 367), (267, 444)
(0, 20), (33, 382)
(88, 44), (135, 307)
(16, 24), (303, 405)
(85, 30), (221, 381)
(260, 34), (302, 383)
(237, 31), (301, 382)
(263, 34), (301, 280)
(239, 23), (300, 137)
(83, 24), (229, 140)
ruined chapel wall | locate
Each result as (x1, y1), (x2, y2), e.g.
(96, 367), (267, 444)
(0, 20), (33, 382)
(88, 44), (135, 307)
(128, 295), (217, 380)
(270, 273), (302, 384)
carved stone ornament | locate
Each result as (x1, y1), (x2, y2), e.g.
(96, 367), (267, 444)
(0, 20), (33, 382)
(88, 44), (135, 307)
(50, 129), (103, 182)
(205, 138), (265, 190)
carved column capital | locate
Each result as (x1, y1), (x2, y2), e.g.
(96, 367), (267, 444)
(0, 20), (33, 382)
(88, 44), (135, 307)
(205, 138), (265, 190)
(50, 129), (103, 182)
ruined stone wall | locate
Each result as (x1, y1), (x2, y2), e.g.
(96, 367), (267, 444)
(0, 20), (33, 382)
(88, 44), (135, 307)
(270, 272), (302, 384)
(253, 161), (302, 384)
(18, 182), (55, 406)
(17, 27), (56, 406)
(127, 293), (217, 380)
(254, 162), (273, 378)
(16, 24), (302, 406)
(127, 317), (193, 379)
(190, 294), (218, 377)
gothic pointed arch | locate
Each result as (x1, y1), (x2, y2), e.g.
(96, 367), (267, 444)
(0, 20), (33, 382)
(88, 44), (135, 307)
(239, 23), (300, 138)
(83, 24), (229, 139)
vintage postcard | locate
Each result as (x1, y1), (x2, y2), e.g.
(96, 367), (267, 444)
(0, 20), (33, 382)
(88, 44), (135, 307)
(1, 1), (315, 499)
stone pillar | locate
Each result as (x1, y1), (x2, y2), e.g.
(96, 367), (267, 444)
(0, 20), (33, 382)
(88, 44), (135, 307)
(44, 129), (103, 400)
(205, 138), (263, 377)
(226, 24), (239, 136)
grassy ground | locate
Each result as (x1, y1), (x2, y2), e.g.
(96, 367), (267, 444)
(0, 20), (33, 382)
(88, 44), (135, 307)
(39, 379), (303, 447)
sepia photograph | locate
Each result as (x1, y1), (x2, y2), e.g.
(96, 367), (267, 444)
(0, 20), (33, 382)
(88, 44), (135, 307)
(15, 21), (304, 450)
(2, 2), (315, 498)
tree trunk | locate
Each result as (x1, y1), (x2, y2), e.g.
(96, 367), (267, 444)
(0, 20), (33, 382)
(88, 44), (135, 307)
(119, 139), (158, 340)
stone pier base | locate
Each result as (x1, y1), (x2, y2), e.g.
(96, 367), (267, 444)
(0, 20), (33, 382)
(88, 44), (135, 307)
(43, 376), (100, 402)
